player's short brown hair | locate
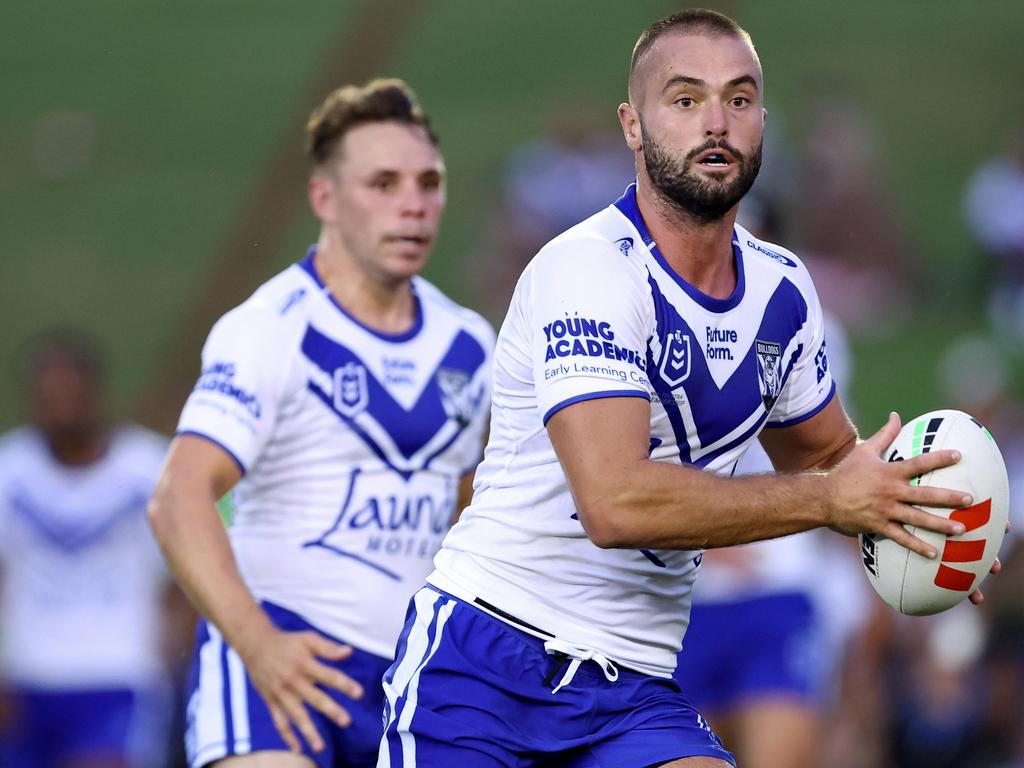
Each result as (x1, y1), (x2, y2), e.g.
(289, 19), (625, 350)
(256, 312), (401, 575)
(305, 78), (438, 170)
(630, 8), (754, 80)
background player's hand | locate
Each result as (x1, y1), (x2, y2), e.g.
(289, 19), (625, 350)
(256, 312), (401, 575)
(824, 412), (972, 559)
(238, 627), (364, 753)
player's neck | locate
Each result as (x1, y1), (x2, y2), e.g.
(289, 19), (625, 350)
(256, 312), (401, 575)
(636, 181), (739, 300)
(313, 240), (417, 336)
(44, 426), (108, 467)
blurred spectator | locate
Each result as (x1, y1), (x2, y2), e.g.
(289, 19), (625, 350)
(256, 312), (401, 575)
(0, 331), (183, 768)
(474, 103), (635, 315)
(795, 92), (918, 336)
(962, 128), (1024, 343)
(935, 335), (1024, 767)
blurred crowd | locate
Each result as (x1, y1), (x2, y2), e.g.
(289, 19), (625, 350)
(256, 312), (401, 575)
(1, 91), (1022, 767)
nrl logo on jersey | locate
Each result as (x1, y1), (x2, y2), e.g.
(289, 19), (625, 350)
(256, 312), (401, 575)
(659, 330), (690, 387)
(334, 362), (369, 417)
(437, 367), (475, 425)
(756, 339), (783, 410)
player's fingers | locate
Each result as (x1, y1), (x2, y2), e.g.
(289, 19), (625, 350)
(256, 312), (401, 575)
(898, 449), (960, 478)
(863, 412), (901, 454)
(281, 694), (325, 753)
(267, 701), (302, 754)
(880, 521), (938, 560)
(298, 680), (353, 728)
(309, 661), (364, 700)
(969, 588), (985, 605)
(306, 632), (353, 662)
(990, 557), (1002, 575)
(903, 484), (973, 513)
(895, 503), (965, 538)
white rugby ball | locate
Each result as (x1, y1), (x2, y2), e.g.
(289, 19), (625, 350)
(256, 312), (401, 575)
(859, 409), (1009, 616)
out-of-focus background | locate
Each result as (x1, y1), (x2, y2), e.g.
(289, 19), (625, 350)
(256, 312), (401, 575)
(2, 1), (1022, 766)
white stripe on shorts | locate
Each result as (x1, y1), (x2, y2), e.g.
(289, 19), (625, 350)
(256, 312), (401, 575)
(227, 646), (251, 754)
(189, 625), (226, 767)
(378, 588), (455, 768)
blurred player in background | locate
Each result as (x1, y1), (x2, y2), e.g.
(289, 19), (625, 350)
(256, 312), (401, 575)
(147, 79), (493, 768)
(379, 10), (985, 767)
(0, 331), (174, 768)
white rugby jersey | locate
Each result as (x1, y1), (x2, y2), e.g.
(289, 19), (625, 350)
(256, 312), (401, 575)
(177, 249), (494, 659)
(0, 425), (168, 688)
(432, 184), (835, 677)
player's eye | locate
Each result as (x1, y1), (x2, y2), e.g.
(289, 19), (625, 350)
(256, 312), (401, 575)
(730, 96), (750, 107)
(675, 96), (695, 108)
(371, 177), (395, 191)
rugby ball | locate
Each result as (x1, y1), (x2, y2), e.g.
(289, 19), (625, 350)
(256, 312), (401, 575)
(859, 410), (1009, 616)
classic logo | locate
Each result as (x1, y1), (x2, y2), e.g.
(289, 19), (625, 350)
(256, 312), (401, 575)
(659, 330), (691, 387)
(755, 339), (782, 410)
(436, 367), (474, 425)
(615, 236), (634, 256)
(334, 362), (368, 417)
(746, 239), (797, 267)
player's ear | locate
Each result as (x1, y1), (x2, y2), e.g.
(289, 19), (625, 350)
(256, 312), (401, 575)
(308, 172), (335, 224)
(618, 103), (643, 152)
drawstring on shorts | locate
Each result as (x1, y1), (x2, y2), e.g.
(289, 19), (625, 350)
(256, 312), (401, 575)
(542, 638), (619, 694)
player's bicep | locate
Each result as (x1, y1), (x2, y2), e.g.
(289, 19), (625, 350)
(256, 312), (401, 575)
(156, 434), (243, 504)
(759, 395), (857, 472)
(547, 396), (652, 516)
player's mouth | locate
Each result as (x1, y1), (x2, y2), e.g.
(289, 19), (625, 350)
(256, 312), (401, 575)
(385, 234), (432, 248)
(694, 148), (736, 169)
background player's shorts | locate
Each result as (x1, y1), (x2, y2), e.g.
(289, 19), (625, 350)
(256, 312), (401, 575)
(378, 586), (736, 768)
(673, 591), (827, 713)
(0, 685), (169, 768)
(185, 601), (391, 768)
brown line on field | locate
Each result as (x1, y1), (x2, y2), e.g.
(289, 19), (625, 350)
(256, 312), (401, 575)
(134, 0), (431, 432)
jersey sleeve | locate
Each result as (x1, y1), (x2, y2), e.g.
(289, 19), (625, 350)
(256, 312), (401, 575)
(176, 304), (297, 473)
(765, 275), (836, 427)
(529, 237), (652, 425)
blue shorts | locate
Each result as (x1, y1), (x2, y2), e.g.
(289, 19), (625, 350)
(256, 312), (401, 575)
(673, 591), (826, 713)
(185, 601), (392, 768)
(0, 685), (167, 768)
(379, 586), (735, 768)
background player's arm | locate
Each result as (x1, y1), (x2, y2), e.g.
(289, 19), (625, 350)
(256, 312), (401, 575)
(547, 396), (971, 556)
(148, 435), (363, 753)
(453, 469), (476, 524)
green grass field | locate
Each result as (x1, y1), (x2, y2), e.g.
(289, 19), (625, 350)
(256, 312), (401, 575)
(2, 0), (1021, 431)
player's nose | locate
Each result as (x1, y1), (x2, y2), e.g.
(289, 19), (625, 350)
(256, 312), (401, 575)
(703, 101), (728, 138)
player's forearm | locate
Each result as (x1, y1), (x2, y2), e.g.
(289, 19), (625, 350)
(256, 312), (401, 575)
(147, 480), (275, 658)
(575, 458), (832, 550)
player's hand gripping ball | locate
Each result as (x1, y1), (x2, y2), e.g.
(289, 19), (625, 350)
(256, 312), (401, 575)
(860, 410), (1009, 615)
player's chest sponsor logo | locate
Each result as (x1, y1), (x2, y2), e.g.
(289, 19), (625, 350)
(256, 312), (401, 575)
(542, 315), (645, 371)
(704, 326), (738, 361)
(334, 362), (369, 417)
(194, 361), (261, 419)
(755, 339), (783, 410)
(382, 356), (416, 387)
(658, 330), (691, 387)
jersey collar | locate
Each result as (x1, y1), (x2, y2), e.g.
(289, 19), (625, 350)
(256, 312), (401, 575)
(613, 183), (746, 314)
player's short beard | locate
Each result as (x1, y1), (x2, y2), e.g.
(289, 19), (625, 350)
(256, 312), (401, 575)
(641, 123), (762, 225)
